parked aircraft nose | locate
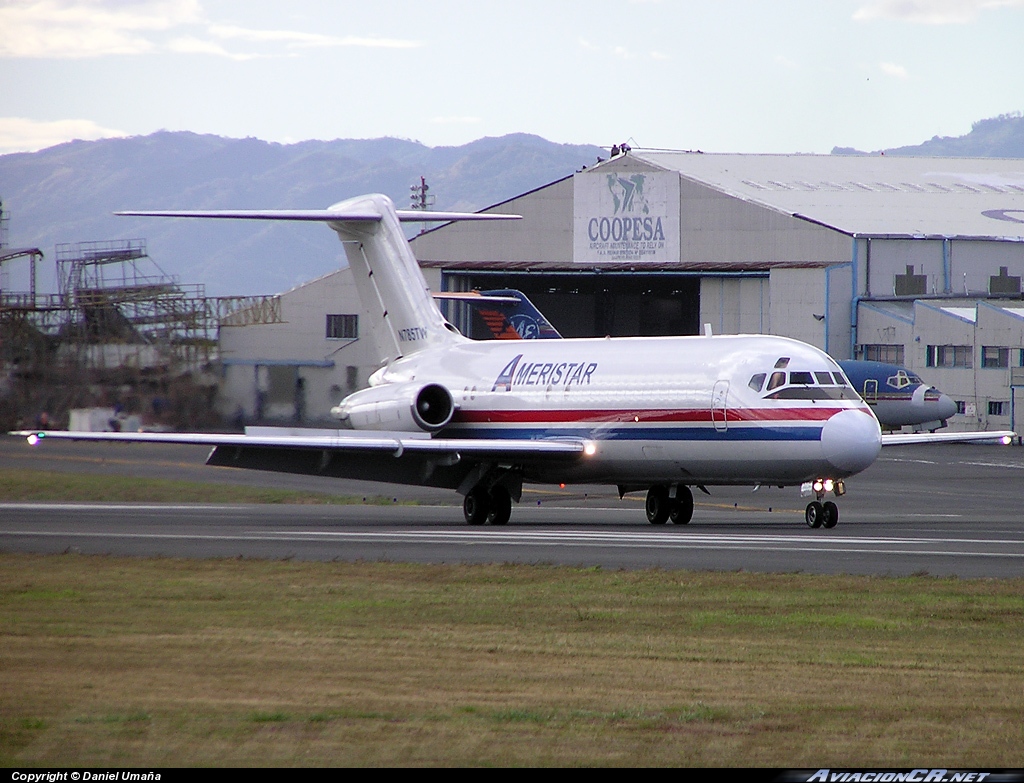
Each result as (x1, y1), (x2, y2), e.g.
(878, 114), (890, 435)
(820, 409), (882, 475)
(934, 392), (958, 422)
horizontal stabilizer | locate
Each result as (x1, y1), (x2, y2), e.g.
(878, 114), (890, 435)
(115, 209), (520, 223)
(433, 292), (522, 303)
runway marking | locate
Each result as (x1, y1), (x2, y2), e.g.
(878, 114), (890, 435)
(3, 529), (1023, 559)
(0, 502), (260, 512)
(251, 529), (1024, 546)
(959, 461), (1024, 469)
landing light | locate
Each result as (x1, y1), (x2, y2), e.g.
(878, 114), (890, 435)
(1002, 435), (1013, 446)
(26, 433), (42, 446)
(823, 478), (835, 493)
(583, 442), (597, 457)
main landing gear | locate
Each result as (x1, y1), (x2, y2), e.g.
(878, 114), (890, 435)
(645, 485), (694, 525)
(804, 478), (844, 529)
(463, 485), (513, 526)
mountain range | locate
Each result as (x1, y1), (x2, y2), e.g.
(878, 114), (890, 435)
(0, 133), (605, 296)
(1, 114), (1022, 296)
(832, 112), (1024, 157)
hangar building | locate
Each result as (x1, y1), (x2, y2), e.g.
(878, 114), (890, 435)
(217, 150), (1024, 434)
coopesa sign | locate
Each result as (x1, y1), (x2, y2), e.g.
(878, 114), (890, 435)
(587, 216), (666, 242)
(574, 167), (679, 264)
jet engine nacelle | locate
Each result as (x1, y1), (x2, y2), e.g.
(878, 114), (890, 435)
(331, 382), (455, 432)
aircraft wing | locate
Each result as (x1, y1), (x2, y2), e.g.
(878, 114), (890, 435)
(11, 428), (585, 458)
(881, 430), (1015, 446)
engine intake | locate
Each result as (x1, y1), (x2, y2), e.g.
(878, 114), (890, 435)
(331, 381), (455, 433)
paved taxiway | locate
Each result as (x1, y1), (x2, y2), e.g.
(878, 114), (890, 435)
(2, 436), (1024, 577)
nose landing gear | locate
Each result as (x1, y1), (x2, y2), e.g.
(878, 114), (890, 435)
(804, 478), (843, 529)
(804, 500), (838, 529)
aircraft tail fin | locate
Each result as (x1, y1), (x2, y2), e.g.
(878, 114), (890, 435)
(432, 288), (563, 340)
(118, 195), (520, 365)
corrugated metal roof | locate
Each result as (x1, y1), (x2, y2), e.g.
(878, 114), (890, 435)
(420, 259), (831, 273)
(629, 151), (1024, 240)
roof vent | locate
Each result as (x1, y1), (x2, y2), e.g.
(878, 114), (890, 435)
(989, 267), (1021, 296)
(894, 265), (927, 297)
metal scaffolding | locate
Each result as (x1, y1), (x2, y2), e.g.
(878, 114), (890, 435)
(1, 194), (286, 429)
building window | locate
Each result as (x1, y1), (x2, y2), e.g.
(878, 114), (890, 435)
(988, 401), (1007, 416)
(982, 346), (1009, 368)
(926, 345), (972, 368)
(956, 401), (967, 415)
(858, 344), (905, 364)
(326, 314), (358, 339)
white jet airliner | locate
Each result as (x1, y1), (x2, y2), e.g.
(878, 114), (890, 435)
(17, 193), (981, 530)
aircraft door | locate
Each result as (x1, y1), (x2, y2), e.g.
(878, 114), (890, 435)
(712, 380), (729, 432)
(862, 379), (878, 405)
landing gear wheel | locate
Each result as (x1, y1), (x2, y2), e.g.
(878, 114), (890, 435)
(805, 501), (824, 529)
(669, 486), (694, 525)
(645, 486), (670, 525)
(822, 501), (839, 529)
(463, 489), (490, 525)
(487, 487), (512, 526)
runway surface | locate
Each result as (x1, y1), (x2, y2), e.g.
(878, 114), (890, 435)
(3, 436), (1024, 577)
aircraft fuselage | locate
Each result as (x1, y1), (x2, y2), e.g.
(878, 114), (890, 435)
(368, 332), (882, 487)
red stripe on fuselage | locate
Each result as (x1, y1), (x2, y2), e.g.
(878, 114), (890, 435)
(452, 407), (847, 424)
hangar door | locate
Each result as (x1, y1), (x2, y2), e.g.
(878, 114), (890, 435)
(441, 273), (700, 340)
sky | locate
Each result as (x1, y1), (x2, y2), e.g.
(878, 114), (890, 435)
(1, 0), (1023, 156)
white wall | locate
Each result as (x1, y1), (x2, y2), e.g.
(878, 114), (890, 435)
(217, 267), (381, 424)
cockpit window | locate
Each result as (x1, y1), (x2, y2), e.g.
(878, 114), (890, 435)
(814, 372), (834, 385)
(789, 371), (814, 385)
(766, 386), (862, 401)
(833, 372), (849, 386)
(774, 357), (790, 369)
(766, 371), (786, 391)
(748, 373), (766, 392)
(886, 370), (922, 389)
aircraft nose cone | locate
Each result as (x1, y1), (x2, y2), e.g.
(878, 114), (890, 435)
(820, 409), (881, 475)
(936, 392), (958, 422)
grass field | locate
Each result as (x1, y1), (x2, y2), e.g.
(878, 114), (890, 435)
(2, 553), (1022, 766)
(0, 468), (405, 505)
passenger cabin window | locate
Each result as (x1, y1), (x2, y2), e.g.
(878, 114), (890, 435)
(748, 373), (766, 392)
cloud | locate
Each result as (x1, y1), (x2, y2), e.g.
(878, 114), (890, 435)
(0, 0), (202, 57)
(853, 0), (1024, 24)
(166, 35), (255, 60)
(0, 117), (127, 154)
(0, 1), (420, 59)
(879, 61), (909, 78)
(207, 25), (420, 50)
